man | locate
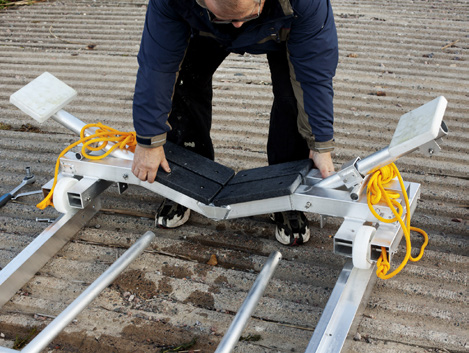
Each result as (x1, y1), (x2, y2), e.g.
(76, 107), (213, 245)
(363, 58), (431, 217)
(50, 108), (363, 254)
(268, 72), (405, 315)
(132, 0), (338, 245)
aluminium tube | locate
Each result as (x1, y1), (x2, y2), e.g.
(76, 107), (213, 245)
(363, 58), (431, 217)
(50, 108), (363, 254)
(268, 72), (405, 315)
(52, 110), (87, 135)
(354, 148), (393, 176)
(314, 120), (448, 190)
(20, 231), (156, 353)
(313, 148), (392, 189)
(214, 251), (282, 353)
(353, 121), (448, 175)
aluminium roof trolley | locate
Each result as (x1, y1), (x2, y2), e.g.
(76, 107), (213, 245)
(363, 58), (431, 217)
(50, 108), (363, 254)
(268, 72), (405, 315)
(1, 72), (448, 353)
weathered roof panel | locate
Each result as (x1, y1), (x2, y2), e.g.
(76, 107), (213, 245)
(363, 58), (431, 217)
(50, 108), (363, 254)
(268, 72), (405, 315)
(0, 0), (467, 352)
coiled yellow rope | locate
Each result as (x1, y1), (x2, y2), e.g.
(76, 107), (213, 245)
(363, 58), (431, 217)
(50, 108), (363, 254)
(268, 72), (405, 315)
(366, 163), (428, 279)
(37, 123), (136, 210)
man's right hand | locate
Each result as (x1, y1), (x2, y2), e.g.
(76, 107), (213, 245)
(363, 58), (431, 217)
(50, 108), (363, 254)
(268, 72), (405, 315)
(132, 145), (171, 183)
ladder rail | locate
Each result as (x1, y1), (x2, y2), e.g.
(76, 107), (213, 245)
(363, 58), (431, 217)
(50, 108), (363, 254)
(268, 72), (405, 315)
(0, 231), (155, 353)
(0, 197), (102, 308)
(215, 251), (282, 353)
(304, 260), (376, 353)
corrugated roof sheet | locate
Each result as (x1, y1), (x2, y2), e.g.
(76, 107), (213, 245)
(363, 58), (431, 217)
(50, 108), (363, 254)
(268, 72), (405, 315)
(0, 0), (467, 352)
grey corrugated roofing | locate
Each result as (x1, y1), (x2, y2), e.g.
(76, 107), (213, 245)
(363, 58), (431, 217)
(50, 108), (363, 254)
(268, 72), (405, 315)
(0, 0), (467, 352)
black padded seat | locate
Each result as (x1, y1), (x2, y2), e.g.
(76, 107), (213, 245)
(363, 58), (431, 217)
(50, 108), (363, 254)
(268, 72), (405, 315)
(155, 142), (312, 206)
(155, 142), (235, 204)
(213, 159), (312, 206)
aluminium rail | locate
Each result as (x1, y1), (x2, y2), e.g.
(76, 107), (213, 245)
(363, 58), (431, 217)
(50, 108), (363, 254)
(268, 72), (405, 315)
(215, 251), (282, 353)
(0, 231), (155, 353)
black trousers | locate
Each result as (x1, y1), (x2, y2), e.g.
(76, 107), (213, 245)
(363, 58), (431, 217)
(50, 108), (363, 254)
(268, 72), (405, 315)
(167, 35), (309, 165)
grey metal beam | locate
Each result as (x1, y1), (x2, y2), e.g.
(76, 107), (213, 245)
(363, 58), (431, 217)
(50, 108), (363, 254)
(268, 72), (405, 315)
(305, 260), (376, 353)
(0, 197), (102, 308)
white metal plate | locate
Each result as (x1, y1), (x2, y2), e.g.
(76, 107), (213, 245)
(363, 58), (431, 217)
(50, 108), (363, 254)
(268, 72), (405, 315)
(388, 96), (447, 157)
(10, 72), (77, 123)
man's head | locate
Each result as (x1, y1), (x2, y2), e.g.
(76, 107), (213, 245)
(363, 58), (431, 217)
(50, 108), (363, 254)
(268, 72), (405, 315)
(197, 0), (264, 28)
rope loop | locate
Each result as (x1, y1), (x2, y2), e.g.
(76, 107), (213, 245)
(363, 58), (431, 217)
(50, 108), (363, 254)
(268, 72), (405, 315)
(37, 124), (137, 210)
(366, 163), (428, 279)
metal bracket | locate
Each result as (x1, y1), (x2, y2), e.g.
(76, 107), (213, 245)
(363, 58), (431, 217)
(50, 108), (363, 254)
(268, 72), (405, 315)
(419, 138), (442, 156)
(60, 160), (76, 175)
(337, 157), (363, 189)
(117, 182), (129, 194)
(66, 177), (113, 209)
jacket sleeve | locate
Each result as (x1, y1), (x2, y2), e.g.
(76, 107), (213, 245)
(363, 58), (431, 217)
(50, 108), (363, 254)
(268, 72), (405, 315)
(133, 0), (190, 147)
(287, 0), (338, 152)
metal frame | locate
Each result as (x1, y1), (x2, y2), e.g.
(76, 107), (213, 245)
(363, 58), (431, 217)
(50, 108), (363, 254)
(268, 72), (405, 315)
(29, 154), (418, 353)
(54, 151), (421, 265)
(3, 75), (450, 353)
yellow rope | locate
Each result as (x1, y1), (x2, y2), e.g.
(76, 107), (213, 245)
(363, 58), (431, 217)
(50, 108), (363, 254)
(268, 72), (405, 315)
(37, 123), (136, 210)
(366, 163), (428, 279)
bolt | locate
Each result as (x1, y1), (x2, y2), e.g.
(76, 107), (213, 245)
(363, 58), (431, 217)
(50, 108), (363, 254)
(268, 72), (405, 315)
(36, 218), (54, 223)
(305, 202), (312, 209)
(428, 148), (434, 155)
(123, 173), (129, 180)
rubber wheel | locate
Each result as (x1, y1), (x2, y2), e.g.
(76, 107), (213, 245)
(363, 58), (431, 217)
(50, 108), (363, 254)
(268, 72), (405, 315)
(53, 177), (78, 214)
(352, 225), (376, 269)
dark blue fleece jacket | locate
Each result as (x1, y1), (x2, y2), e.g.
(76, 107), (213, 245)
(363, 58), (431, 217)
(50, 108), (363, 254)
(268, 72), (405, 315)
(133, 0), (338, 151)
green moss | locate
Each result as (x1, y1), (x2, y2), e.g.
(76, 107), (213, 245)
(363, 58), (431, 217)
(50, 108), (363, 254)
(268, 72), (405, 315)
(0, 122), (12, 130)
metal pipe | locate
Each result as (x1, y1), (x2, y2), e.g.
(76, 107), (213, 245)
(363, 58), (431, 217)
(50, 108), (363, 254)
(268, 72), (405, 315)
(214, 251), (282, 353)
(315, 119), (448, 190)
(355, 121), (447, 174)
(355, 148), (392, 175)
(52, 110), (86, 135)
(310, 173), (342, 189)
(20, 231), (155, 353)
(314, 148), (392, 189)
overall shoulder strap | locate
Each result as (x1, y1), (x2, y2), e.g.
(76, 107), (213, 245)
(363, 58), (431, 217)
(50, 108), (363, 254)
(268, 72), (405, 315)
(277, 0), (294, 16)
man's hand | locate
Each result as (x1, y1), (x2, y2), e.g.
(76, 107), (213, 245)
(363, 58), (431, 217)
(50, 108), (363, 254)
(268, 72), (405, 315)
(309, 150), (335, 178)
(132, 145), (171, 183)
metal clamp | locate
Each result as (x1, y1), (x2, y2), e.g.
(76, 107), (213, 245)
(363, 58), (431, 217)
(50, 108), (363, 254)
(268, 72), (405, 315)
(337, 157), (363, 189)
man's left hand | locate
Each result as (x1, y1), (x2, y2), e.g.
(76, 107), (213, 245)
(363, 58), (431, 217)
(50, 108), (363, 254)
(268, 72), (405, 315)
(309, 150), (335, 178)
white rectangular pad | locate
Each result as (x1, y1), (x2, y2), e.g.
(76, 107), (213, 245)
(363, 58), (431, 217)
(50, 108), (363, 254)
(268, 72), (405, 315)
(388, 96), (447, 157)
(10, 72), (77, 123)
